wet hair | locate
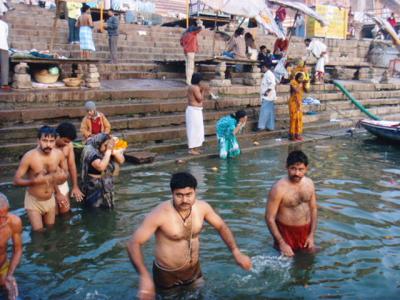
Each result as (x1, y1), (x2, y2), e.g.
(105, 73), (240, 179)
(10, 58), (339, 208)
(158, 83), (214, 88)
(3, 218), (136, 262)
(56, 122), (77, 141)
(304, 38), (311, 43)
(170, 172), (197, 191)
(37, 125), (57, 139)
(0, 192), (9, 208)
(260, 45), (266, 51)
(191, 73), (203, 85)
(233, 110), (247, 121)
(234, 27), (245, 36)
(81, 4), (90, 13)
(286, 150), (308, 167)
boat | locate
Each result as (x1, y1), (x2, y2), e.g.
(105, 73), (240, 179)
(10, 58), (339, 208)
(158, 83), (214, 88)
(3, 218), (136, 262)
(359, 119), (400, 141)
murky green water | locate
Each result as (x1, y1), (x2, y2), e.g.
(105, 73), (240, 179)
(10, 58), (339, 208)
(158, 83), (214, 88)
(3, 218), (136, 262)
(1, 134), (400, 299)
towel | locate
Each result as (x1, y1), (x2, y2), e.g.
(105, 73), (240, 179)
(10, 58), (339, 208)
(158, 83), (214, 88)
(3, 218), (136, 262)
(185, 106), (204, 149)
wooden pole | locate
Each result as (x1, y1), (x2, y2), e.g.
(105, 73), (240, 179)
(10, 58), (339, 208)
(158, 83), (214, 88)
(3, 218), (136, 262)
(99, 0), (104, 32)
(186, 0), (190, 28)
(49, 0), (61, 51)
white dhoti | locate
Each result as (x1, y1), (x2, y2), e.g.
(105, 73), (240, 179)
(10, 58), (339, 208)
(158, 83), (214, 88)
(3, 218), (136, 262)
(58, 181), (70, 196)
(185, 106), (204, 149)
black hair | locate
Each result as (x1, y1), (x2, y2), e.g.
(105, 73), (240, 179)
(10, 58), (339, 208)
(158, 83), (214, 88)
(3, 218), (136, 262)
(295, 72), (304, 81)
(245, 32), (253, 39)
(260, 45), (266, 51)
(191, 73), (203, 85)
(37, 125), (57, 139)
(170, 172), (197, 191)
(234, 27), (245, 36)
(56, 122), (77, 141)
(81, 4), (90, 13)
(304, 38), (311, 43)
(286, 150), (309, 167)
(234, 110), (247, 121)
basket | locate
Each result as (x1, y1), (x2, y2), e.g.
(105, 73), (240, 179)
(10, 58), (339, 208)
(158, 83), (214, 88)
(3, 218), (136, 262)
(33, 70), (59, 84)
(63, 77), (83, 87)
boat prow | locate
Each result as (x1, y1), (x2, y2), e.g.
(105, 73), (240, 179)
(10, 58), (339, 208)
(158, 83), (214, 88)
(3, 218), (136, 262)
(360, 119), (400, 142)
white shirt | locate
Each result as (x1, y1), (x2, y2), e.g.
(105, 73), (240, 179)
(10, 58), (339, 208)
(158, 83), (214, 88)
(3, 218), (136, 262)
(260, 69), (277, 101)
(0, 20), (8, 51)
(307, 39), (327, 59)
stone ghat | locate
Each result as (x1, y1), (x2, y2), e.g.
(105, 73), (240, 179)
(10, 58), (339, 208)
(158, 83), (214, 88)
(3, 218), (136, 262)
(1, 81), (400, 166)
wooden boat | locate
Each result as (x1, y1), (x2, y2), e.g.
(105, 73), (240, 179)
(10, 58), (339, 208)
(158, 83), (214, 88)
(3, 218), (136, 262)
(360, 119), (400, 141)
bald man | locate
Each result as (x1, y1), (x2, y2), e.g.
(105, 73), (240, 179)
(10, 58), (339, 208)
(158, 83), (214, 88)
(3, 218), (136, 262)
(0, 193), (22, 300)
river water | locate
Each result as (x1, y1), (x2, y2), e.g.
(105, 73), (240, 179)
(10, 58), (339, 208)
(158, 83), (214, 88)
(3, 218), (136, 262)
(1, 134), (399, 299)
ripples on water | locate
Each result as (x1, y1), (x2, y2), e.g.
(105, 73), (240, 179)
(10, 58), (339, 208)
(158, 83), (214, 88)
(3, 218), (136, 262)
(1, 135), (400, 299)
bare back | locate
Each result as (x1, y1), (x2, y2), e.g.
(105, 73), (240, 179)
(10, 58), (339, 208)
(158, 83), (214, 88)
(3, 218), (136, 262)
(187, 85), (203, 107)
(273, 177), (315, 226)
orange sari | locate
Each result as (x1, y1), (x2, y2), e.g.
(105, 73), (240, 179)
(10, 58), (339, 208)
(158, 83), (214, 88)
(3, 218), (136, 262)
(288, 79), (305, 136)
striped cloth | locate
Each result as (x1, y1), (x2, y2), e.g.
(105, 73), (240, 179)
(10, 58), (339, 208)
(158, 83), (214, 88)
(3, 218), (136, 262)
(79, 26), (95, 51)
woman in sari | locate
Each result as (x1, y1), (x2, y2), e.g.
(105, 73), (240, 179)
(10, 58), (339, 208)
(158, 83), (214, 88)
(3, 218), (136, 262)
(81, 133), (125, 208)
(216, 110), (247, 159)
(288, 72), (307, 141)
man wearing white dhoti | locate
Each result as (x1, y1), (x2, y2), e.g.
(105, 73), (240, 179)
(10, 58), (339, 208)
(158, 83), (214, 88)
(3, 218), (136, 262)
(186, 73), (206, 155)
(304, 38), (328, 84)
(258, 63), (277, 131)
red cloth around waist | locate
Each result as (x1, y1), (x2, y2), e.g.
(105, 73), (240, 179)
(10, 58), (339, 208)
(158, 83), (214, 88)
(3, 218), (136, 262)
(276, 220), (311, 251)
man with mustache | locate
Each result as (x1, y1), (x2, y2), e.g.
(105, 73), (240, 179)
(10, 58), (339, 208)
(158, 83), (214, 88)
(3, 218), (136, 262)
(14, 126), (68, 231)
(265, 150), (317, 256)
(127, 172), (252, 300)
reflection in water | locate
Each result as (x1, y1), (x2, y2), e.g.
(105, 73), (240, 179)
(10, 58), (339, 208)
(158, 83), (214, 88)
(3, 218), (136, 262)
(0, 135), (400, 298)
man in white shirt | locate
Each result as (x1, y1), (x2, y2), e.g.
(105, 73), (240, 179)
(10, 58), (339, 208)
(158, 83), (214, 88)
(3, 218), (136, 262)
(0, 14), (10, 91)
(304, 38), (328, 84)
(258, 63), (277, 131)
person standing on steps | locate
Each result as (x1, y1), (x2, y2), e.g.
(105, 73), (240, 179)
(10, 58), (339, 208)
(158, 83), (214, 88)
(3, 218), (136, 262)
(76, 4), (95, 59)
(0, 13), (10, 91)
(186, 73), (207, 155)
(258, 63), (277, 131)
(66, 1), (82, 45)
(180, 21), (202, 85)
(104, 9), (119, 64)
(288, 72), (307, 141)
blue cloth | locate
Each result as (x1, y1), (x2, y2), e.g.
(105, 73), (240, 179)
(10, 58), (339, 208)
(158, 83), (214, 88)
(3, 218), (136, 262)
(68, 18), (80, 43)
(216, 115), (240, 159)
(222, 51), (235, 58)
(295, 24), (306, 38)
(106, 15), (119, 36)
(258, 99), (275, 130)
(79, 26), (95, 51)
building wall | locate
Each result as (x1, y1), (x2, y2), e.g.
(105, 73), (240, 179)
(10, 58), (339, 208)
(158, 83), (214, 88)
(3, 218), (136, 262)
(154, 0), (186, 16)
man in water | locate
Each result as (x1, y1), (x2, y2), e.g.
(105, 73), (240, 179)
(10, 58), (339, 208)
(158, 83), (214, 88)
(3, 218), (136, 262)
(54, 122), (84, 214)
(14, 126), (68, 231)
(265, 150), (317, 257)
(0, 192), (22, 300)
(127, 172), (252, 299)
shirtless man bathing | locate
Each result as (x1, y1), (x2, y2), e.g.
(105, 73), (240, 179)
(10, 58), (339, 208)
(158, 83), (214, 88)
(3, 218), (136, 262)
(0, 193), (22, 300)
(14, 126), (68, 231)
(265, 150), (317, 256)
(127, 172), (252, 299)
(54, 122), (84, 214)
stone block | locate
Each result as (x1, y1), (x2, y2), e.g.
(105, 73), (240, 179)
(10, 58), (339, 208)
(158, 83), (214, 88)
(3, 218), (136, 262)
(243, 78), (261, 86)
(85, 77), (100, 83)
(89, 67), (98, 72)
(210, 79), (232, 87)
(244, 72), (262, 79)
(86, 82), (101, 88)
(86, 72), (100, 79)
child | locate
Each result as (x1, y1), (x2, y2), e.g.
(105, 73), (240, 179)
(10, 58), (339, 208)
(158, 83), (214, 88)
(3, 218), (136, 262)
(80, 101), (111, 141)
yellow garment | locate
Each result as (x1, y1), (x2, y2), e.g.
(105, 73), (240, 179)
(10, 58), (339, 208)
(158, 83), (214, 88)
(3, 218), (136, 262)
(0, 260), (9, 279)
(288, 79), (304, 136)
(66, 2), (82, 20)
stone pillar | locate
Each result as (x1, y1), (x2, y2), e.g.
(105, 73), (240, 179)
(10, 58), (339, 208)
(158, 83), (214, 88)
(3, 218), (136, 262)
(210, 62), (231, 87)
(85, 64), (101, 88)
(12, 63), (32, 89)
(243, 65), (262, 86)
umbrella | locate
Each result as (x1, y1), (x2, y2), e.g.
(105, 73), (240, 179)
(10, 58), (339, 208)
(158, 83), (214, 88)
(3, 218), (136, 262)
(366, 12), (400, 45)
(201, 0), (285, 38)
(268, 0), (328, 26)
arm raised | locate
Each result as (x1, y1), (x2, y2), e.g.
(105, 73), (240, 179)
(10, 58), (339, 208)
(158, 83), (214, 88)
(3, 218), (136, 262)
(203, 202), (252, 270)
